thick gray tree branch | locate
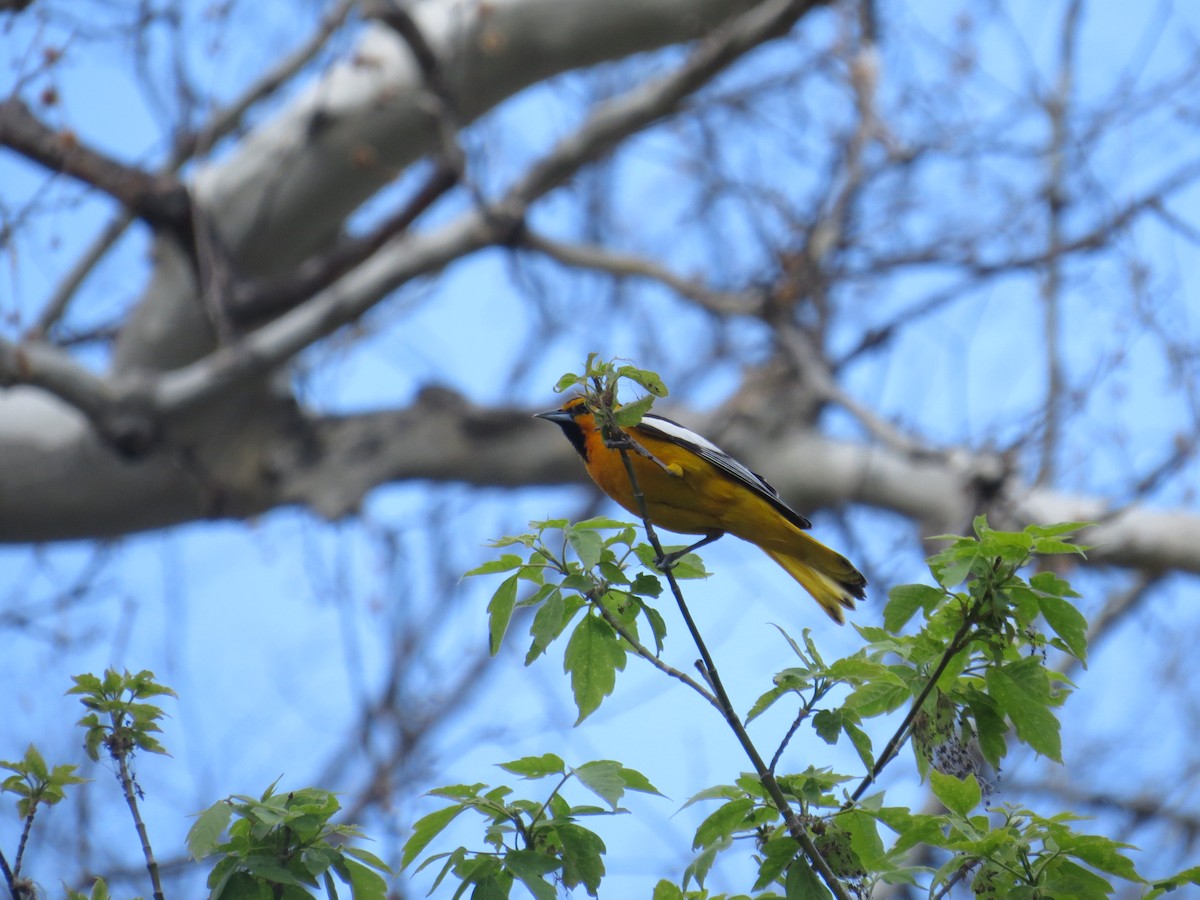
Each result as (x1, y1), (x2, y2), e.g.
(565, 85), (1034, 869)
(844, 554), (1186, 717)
(1, 387), (1195, 590)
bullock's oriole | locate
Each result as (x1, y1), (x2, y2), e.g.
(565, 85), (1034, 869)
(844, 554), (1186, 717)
(536, 396), (866, 622)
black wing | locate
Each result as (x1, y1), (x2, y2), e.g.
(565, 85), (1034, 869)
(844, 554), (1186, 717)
(637, 414), (812, 531)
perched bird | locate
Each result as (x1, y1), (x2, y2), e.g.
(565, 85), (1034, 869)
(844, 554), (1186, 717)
(535, 396), (866, 622)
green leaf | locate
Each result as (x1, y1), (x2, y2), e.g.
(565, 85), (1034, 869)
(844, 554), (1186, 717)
(615, 365), (668, 397)
(23, 744), (47, 781)
(753, 833), (800, 891)
(1040, 858), (1118, 896)
(692, 797), (755, 850)
(487, 574), (519, 656)
(1055, 832), (1143, 881)
(683, 833), (730, 890)
(1147, 866), (1200, 899)
(567, 527), (604, 569)
(977, 528), (1032, 564)
(342, 845), (390, 875)
(188, 800), (233, 860)
(612, 764), (662, 797)
(465, 554), (526, 577)
(745, 683), (790, 724)
(554, 370), (584, 392)
(401, 804), (464, 869)
(843, 719), (875, 772)
(526, 590), (574, 665)
(826, 656), (888, 683)
(301, 845), (339, 878)
(844, 678), (911, 717)
(553, 822), (606, 896)
(1039, 595), (1088, 666)
(929, 770), (982, 817)
(1025, 521), (1092, 538)
(641, 603), (667, 654)
(240, 854), (307, 886)
(884, 584), (943, 632)
(613, 394), (657, 427)
(986, 661), (1062, 762)
(573, 760), (625, 809)
(680, 783), (742, 811)
(1030, 570), (1080, 597)
(497, 754), (565, 780)
(812, 709), (842, 745)
(563, 614), (626, 724)
(338, 857), (388, 900)
(840, 808), (886, 870)
(503, 851), (559, 900)
(64, 878), (110, 900)
(501, 854), (556, 900)
(652, 880), (685, 900)
(877, 809), (952, 855)
(965, 690), (1009, 768)
(784, 858), (832, 899)
(577, 516), (634, 531)
(1031, 537), (1088, 556)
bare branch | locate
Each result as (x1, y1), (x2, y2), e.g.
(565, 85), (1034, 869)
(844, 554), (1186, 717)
(169, 0), (357, 164)
(520, 229), (764, 316)
(28, 0), (357, 338)
(0, 98), (192, 237)
(508, 0), (830, 207)
(26, 210), (134, 340)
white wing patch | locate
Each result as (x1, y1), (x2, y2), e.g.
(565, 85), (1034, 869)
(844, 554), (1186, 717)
(639, 415), (724, 453)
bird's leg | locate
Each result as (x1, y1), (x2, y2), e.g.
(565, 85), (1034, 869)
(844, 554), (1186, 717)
(655, 531), (724, 571)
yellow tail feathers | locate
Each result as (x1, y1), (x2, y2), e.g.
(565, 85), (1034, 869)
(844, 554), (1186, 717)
(762, 540), (866, 624)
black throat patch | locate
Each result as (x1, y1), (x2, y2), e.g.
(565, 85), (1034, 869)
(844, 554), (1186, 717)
(555, 419), (589, 462)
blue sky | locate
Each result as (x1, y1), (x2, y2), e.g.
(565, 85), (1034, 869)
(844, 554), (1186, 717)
(3, 1), (1200, 896)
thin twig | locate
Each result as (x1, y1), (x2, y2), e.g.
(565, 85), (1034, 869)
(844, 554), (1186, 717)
(27, 210), (134, 339)
(116, 751), (165, 900)
(931, 862), (975, 900)
(590, 596), (720, 708)
(769, 688), (825, 775)
(0, 98), (192, 237)
(0, 847), (15, 894)
(603, 412), (853, 900)
(11, 811), (34, 883)
(520, 229), (764, 317)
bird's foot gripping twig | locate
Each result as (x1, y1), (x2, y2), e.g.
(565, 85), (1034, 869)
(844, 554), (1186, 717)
(654, 531), (724, 572)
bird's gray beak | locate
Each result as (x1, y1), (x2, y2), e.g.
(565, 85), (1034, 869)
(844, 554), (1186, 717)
(534, 409), (573, 425)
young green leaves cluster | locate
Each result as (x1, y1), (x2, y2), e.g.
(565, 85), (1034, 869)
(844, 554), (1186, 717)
(0, 744), (85, 821)
(401, 754), (661, 899)
(552, 353), (668, 432)
(468, 517), (706, 725)
(68, 668), (177, 763)
(187, 783), (391, 899)
(1, 744), (85, 899)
